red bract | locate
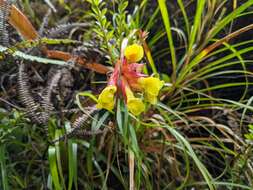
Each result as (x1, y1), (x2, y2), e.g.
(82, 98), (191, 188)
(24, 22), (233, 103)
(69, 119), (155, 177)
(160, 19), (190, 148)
(122, 58), (146, 91)
(109, 57), (146, 96)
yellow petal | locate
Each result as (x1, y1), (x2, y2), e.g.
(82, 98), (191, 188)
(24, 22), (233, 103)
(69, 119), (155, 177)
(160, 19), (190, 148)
(127, 97), (145, 116)
(146, 94), (157, 105)
(96, 85), (117, 111)
(124, 44), (144, 63)
(138, 77), (164, 104)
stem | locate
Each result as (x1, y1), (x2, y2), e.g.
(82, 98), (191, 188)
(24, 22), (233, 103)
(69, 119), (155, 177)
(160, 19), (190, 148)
(129, 149), (135, 190)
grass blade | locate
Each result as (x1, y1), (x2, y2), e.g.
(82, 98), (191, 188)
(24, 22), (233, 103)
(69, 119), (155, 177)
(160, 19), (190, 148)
(0, 145), (9, 190)
(48, 146), (61, 190)
(66, 122), (78, 190)
(164, 125), (215, 190)
(208, 0), (253, 40)
(157, 0), (177, 81)
(188, 0), (206, 56)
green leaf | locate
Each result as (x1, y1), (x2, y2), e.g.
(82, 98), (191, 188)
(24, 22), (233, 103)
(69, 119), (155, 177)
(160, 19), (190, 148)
(92, 112), (110, 131)
(68, 140), (78, 190)
(157, 0), (177, 81)
(116, 101), (123, 135)
(208, 0), (253, 40)
(65, 122), (78, 190)
(0, 145), (9, 190)
(54, 130), (66, 190)
(177, 0), (190, 36)
(188, 0), (206, 54)
(164, 125), (215, 190)
(48, 146), (61, 190)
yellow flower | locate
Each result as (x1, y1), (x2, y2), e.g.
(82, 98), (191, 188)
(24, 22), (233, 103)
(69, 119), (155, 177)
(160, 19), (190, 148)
(96, 85), (117, 111)
(125, 87), (145, 116)
(138, 77), (164, 104)
(127, 97), (145, 116)
(124, 44), (144, 63)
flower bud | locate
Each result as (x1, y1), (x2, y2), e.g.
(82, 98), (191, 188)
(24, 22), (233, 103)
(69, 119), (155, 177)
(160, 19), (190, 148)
(124, 44), (144, 63)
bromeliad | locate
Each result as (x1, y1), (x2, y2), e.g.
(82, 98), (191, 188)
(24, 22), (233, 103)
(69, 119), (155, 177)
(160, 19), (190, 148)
(96, 43), (164, 115)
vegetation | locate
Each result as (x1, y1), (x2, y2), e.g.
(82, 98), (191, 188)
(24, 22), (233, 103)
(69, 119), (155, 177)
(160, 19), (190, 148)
(1, 0), (253, 189)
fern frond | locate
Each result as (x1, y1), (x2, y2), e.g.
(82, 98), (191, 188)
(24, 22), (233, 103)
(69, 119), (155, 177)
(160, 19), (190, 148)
(52, 107), (100, 142)
(18, 62), (46, 124)
(0, 44), (70, 65)
(0, 0), (11, 46)
(72, 113), (91, 129)
(46, 23), (90, 38)
(41, 69), (62, 121)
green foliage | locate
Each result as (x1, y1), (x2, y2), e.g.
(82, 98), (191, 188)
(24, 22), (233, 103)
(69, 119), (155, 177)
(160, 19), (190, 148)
(0, 109), (19, 190)
(2, 0), (253, 189)
(245, 124), (253, 140)
(87, 0), (136, 64)
(0, 109), (30, 190)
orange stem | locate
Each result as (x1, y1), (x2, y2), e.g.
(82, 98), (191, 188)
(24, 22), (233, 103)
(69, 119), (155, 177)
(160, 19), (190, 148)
(46, 50), (111, 74)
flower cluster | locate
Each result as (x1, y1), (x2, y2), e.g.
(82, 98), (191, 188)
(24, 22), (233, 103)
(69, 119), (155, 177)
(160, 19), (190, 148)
(96, 44), (164, 116)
